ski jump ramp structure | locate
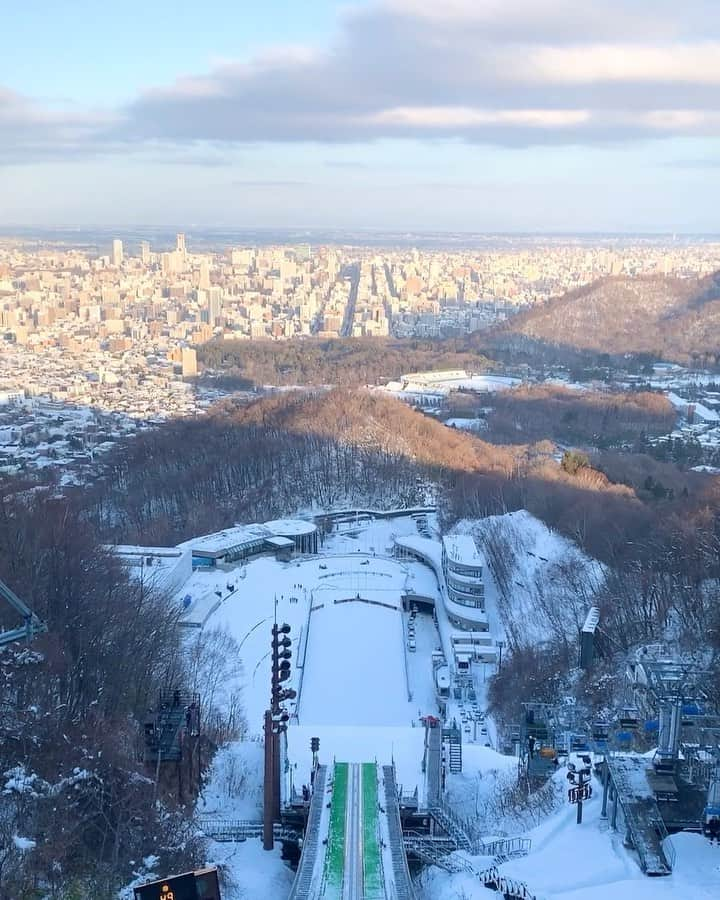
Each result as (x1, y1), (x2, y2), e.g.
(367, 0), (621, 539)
(289, 763), (415, 900)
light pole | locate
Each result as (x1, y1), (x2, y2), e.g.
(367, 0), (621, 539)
(263, 622), (296, 850)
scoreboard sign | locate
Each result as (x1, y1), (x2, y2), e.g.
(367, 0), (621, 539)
(568, 783), (592, 804)
(134, 868), (220, 900)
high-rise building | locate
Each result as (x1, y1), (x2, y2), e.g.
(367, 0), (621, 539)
(176, 233), (186, 256)
(140, 241), (151, 265)
(206, 287), (222, 324)
(111, 239), (123, 267)
(198, 259), (211, 290)
(181, 347), (198, 377)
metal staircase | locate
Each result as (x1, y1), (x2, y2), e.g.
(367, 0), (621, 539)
(288, 765), (328, 900)
(442, 725), (463, 774)
(426, 802), (531, 861)
(400, 841), (537, 900)
(144, 691), (199, 763)
(606, 755), (674, 876)
(428, 803), (473, 852)
(382, 766), (416, 900)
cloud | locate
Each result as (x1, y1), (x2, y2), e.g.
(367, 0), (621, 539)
(0, 87), (117, 164)
(665, 158), (720, 169)
(323, 160), (370, 170)
(231, 179), (310, 187)
(116, 0), (720, 148)
(2, 0), (720, 162)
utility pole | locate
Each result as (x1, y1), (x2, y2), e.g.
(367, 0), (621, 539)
(576, 761), (593, 824)
(576, 766), (585, 825)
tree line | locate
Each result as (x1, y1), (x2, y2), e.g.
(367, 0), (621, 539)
(197, 336), (495, 388)
(0, 487), (243, 897)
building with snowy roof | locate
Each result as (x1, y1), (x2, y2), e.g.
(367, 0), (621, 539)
(441, 535), (486, 629)
(176, 518), (318, 566)
(263, 518), (318, 554)
(394, 533), (489, 635)
(112, 545), (192, 596)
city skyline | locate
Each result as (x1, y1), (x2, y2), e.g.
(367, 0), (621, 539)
(1, 0), (719, 231)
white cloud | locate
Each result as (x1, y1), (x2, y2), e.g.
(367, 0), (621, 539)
(640, 110), (720, 131)
(366, 107), (591, 129)
(2, 0), (720, 162)
(529, 42), (720, 84)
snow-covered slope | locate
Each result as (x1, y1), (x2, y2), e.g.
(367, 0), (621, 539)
(419, 764), (720, 900)
(453, 510), (605, 647)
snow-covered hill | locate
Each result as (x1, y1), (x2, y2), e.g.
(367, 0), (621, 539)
(453, 510), (605, 647)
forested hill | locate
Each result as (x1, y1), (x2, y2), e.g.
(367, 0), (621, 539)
(94, 389), (518, 545)
(197, 336), (494, 387)
(500, 272), (720, 365)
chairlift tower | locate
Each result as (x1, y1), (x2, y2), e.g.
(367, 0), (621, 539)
(626, 652), (720, 836)
(633, 658), (710, 773)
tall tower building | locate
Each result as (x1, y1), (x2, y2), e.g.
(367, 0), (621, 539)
(140, 241), (151, 265)
(111, 239), (124, 267)
(176, 233), (186, 256)
(206, 287), (222, 324)
(198, 259), (211, 290)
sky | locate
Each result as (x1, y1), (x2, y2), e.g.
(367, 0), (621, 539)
(1, 0), (719, 232)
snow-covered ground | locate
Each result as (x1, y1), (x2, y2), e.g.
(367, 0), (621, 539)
(207, 837), (295, 899)
(178, 510), (720, 900)
(199, 740), (265, 821)
(421, 760), (720, 900)
(181, 515), (443, 738)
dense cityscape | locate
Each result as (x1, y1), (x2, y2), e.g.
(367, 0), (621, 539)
(1, 235), (720, 481)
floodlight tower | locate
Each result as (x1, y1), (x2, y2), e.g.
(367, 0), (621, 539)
(263, 622), (296, 850)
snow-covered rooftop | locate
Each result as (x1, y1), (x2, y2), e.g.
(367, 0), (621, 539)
(263, 518), (317, 536)
(442, 534), (484, 566)
(179, 524), (271, 557)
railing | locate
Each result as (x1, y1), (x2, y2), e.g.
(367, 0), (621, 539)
(289, 765), (328, 900)
(382, 766), (416, 900)
(475, 836), (532, 861)
(198, 819), (297, 842)
(402, 843), (538, 900)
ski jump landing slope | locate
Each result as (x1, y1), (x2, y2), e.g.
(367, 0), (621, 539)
(289, 762), (415, 900)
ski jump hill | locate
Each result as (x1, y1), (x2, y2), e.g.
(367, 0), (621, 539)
(289, 763), (415, 900)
